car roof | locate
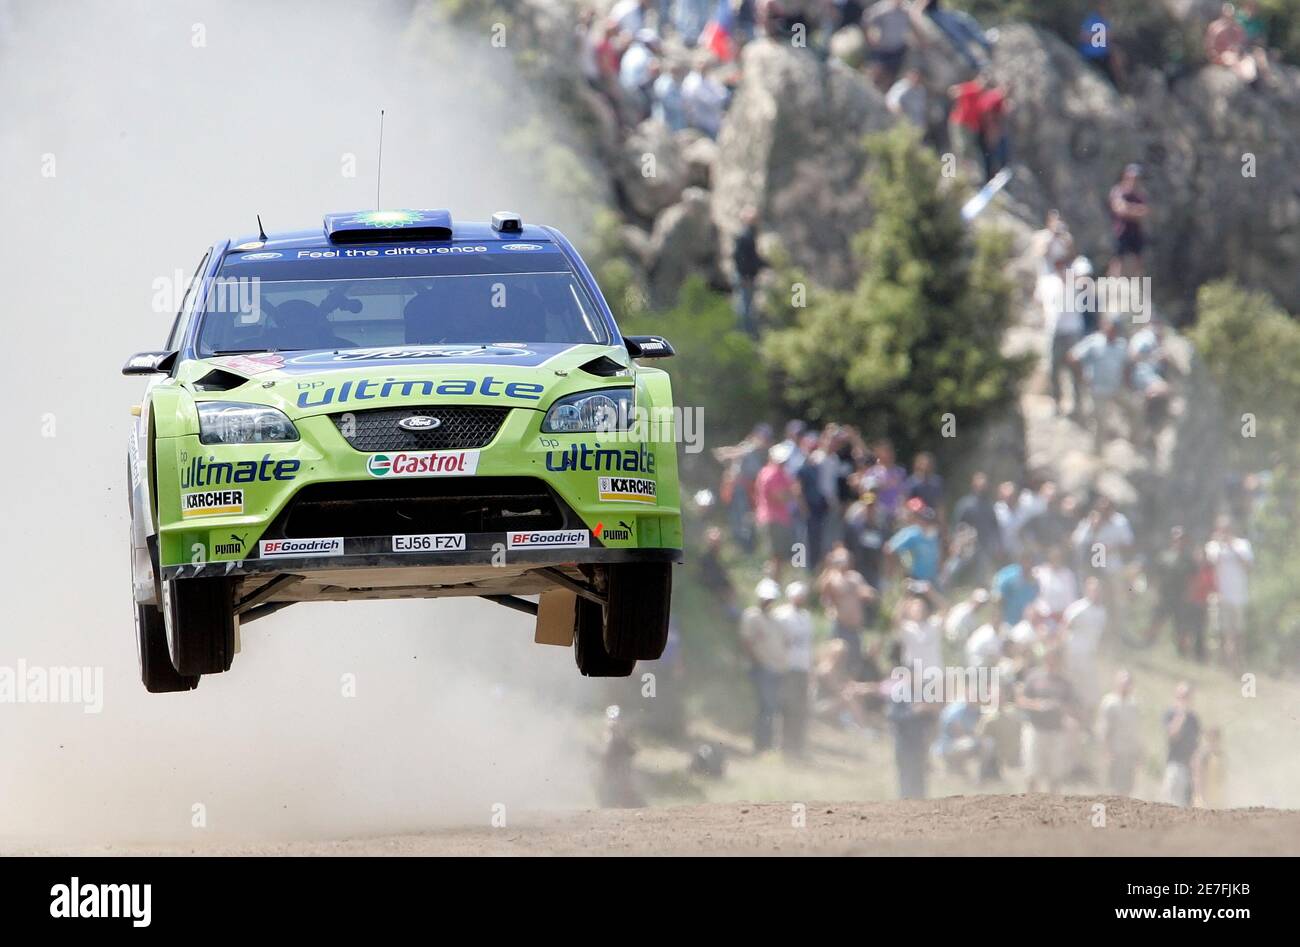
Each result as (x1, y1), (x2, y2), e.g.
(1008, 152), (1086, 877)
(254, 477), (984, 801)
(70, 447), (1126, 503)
(225, 209), (555, 251)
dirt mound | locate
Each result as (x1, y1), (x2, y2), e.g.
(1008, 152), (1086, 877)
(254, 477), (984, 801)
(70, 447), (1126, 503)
(10, 795), (1297, 856)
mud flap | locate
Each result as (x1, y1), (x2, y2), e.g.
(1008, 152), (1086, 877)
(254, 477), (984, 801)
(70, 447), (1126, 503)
(534, 589), (577, 647)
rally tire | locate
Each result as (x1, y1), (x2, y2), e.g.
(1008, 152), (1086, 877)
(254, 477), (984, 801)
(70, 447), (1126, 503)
(601, 563), (672, 662)
(136, 603), (199, 693)
(574, 598), (636, 677)
(162, 576), (237, 676)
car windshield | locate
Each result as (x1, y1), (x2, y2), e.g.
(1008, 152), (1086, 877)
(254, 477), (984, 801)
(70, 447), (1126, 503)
(195, 247), (609, 355)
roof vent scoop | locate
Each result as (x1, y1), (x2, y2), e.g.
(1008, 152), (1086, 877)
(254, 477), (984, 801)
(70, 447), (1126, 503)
(491, 211), (523, 234)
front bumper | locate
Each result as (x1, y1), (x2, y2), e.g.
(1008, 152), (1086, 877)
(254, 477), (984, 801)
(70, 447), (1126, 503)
(161, 541), (682, 580)
(154, 406), (683, 573)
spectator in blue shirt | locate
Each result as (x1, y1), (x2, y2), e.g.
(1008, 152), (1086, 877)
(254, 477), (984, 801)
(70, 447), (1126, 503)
(886, 498), (942, 583)
(1078, 2), (1126, 88)
(652, 59), (689, 131)
(993, 552), (1041, 627)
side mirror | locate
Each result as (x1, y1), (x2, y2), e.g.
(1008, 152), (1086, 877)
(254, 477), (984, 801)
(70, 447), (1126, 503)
(624, 335), (675, 359)
(122, 351), (178, 376)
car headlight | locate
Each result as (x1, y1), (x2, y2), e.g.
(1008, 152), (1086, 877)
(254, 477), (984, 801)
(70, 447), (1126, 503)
(197, 402), (300, 445)
(541, 388), (634, 433)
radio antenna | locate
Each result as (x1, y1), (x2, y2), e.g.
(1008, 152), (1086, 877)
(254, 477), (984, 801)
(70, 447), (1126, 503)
(256, 214), (267, 241)
(376, 109), (385, 210)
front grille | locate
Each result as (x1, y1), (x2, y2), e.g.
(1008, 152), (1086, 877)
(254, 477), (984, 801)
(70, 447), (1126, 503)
(268, 477), (568, 538)
(332, 406), (509, 452)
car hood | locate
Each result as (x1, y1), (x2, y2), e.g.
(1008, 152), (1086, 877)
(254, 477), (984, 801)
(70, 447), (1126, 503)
(177, 342), (633, 418)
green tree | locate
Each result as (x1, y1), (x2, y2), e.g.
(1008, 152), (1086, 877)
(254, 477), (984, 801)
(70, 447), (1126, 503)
(1188, 280), (1300, 471)
(763, 126), (1031, 462)
(1189, 280), (1300, 666)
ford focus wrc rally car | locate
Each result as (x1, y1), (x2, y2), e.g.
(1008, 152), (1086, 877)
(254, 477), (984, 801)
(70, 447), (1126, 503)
(125, 209), (681, 692)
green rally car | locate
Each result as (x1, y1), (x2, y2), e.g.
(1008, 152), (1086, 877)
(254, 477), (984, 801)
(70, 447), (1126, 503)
(125, 209), (682, 692)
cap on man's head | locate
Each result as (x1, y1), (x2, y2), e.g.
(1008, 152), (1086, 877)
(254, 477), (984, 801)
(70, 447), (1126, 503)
(756, 578), (782, 602)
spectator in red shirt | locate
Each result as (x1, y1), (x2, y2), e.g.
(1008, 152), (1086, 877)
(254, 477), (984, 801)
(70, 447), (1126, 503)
(755, 443), (802, 580)
(947, 74), (986, 179)
(977, 80), (1010, 180)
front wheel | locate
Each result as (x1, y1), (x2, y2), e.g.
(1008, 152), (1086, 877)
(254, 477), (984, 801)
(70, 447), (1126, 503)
(136, 602), (199, 693)
(162, 576), (237, 676)
(601, 563), (672, 661)
(574, 598), (636, 677)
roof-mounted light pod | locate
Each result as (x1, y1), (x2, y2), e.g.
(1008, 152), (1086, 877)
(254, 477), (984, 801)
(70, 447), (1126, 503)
(324, 209), (453, 244)
(491, 211), (523, 234)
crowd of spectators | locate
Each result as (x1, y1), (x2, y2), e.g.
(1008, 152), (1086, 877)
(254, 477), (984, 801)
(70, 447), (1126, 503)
(700, 416), (1254, 802)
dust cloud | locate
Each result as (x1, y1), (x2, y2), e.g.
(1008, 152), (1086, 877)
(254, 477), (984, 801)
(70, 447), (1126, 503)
(0, 0), (602, 844)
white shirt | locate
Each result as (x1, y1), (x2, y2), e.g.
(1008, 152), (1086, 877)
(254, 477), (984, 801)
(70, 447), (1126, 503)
(899, 617), (943, 674)
(1036, 272), (1083, 339)
(1206, 537), (1254, 605)
(995, 491), (1036, 556)
(964, 623), (1002, 669)
(1063, 597), (1106, 662)
(944, 599), (984, 644)
(608, 0), (646, 33)
(682, 70), (727, 137)
(1096, 692), (1141, 757)
(619, 42), (655, 91)
(1073, 512), (1135, 572)
(1033, 564), (1079, 615)
(774, 603), (815, 672)
(740, 606), (787, 672)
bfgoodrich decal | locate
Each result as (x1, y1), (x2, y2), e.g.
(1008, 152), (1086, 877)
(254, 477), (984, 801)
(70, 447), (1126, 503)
(597, 476), (657, 503)
(182, 489), (244, 517)
(367, 450), (480, 478)
(259, 537), (344, 558)
(506, 530), (590, 550)
(392, 533), (467, 553)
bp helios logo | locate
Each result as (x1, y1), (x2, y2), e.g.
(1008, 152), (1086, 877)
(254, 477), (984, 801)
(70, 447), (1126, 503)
(367, 450), (480, 478)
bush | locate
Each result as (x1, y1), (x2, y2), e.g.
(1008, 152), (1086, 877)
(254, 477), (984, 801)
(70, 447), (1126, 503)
(1188, 280), (1300, 471)
(762, 126), (1032, 464)
(1189, 280), (1300, 667)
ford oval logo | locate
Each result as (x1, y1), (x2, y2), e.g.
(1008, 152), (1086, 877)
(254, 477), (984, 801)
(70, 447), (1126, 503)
(398, 415), (441, 432)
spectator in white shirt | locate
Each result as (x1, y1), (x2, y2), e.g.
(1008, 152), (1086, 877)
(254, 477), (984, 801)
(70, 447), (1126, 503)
(775, 582), (815, 758)
(1096, 668), (1142, 795)
(1033, 545), (1079, 621)
(896, 587), (944, 678)
(1038, 257), (1085, 417)
(1062, 576), (1108, 713)
(682, 55), (729, 138)
(1071, 495), (1134, 635)
(995, 480), (1037, 558)
(740, 579), (787, 752)
(1205, 515), (1254, 671)
(608, 0), (652, 35)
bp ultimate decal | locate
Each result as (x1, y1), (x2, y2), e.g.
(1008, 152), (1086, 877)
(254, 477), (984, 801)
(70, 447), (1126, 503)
(179, 451), (300, 488)
(296, 375), (544, 408)
(182, 489), (245, 518)
(545, 443), (656, 474)
(597, 476), (657, 503)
